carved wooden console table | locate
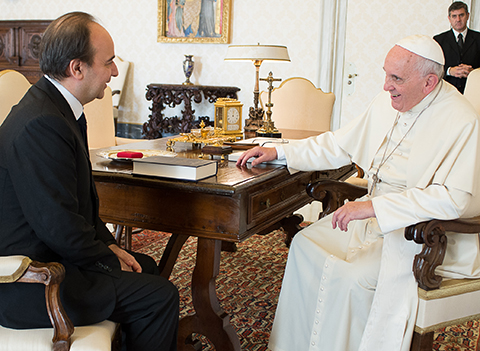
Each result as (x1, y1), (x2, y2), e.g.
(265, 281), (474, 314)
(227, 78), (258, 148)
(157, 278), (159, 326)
(143, 84), (240, 139)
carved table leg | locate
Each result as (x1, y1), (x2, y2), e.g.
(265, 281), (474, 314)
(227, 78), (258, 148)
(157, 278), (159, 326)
(410, 331), (434, 351)
(281, 213), (304, 247)
(177, 238), (241, 351)
(158, 233), (190, 279)
(180, 91), (195, 133)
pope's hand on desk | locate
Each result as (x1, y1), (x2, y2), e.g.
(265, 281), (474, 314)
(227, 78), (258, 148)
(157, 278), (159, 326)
(331, 201), (375, 232)
(236, 146), (278, 167)
(109, 244), (142, 273)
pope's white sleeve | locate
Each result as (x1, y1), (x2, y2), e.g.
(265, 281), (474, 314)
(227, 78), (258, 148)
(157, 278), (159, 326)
(280, 132), (352, 172)
(371, 185), (471, 233)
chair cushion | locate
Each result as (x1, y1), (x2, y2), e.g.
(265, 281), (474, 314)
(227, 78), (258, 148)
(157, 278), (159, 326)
(415, 278), (480, 333)
(0, 256), (32, 283)
(345, 177), (368, 187)
(0, 320), (118, 351)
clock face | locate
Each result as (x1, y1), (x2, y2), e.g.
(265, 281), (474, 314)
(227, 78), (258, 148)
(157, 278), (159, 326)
(227, 107), (240, 124)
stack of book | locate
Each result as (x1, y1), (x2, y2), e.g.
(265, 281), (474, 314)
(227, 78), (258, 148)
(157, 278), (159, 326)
(133, 156), (217, 181)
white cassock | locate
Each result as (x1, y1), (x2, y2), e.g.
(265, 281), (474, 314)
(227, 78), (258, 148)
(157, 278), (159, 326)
(268, 81), (480, 351)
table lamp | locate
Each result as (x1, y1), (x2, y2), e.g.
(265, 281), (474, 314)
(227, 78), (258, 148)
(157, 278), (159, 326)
(224, 44), (290, 138)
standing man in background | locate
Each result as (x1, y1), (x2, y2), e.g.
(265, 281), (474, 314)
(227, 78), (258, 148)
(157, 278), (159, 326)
(434, 1), (480, 93)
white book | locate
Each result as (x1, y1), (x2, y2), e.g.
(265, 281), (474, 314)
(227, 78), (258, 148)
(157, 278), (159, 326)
(133, 156), (217, 181)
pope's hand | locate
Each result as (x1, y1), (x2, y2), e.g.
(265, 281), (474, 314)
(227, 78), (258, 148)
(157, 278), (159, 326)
(236, 146), (278, 167)
(332, 201), (375, 232)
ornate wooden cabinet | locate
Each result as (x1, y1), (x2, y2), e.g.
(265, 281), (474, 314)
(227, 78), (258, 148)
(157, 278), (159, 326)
(0, 20), (51, 84)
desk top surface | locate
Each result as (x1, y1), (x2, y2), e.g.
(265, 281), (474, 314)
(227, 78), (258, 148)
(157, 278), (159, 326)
(91, 130), (324, 192)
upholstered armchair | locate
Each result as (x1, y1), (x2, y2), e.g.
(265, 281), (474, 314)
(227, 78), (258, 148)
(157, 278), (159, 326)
(259, 77), (335, 133)
(0, 256), (119, 351)
(0, 70), (31, 125)
(84, 86), (143, 250)
(307, 178), (480, 351)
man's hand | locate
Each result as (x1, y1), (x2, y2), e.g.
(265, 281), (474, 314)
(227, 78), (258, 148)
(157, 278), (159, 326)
(450, 64), (473, 78)
(108, 244), (142, 273)
(236, 146), (278, 167)
(332, 201), (375, 232)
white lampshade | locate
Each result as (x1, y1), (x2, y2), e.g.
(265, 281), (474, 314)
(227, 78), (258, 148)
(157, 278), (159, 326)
(224, 44), (290, 62)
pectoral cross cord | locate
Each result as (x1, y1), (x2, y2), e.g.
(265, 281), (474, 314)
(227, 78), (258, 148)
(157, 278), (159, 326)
(368, 81), (443, 196)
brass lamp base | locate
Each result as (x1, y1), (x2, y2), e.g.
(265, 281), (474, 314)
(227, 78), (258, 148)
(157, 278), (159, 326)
(256, 130), (282, 138)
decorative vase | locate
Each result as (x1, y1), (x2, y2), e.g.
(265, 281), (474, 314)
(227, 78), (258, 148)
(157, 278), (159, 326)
(183, 55), (194, 85)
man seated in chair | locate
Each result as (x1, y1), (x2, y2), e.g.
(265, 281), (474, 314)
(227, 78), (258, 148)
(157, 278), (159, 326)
(0, 12), (178, 351)
(237, 34), (480, 351)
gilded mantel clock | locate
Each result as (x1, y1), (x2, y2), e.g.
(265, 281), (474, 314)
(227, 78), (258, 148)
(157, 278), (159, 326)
(214, 98), (243, 138)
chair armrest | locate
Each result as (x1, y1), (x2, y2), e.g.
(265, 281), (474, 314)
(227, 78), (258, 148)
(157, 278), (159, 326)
(307, 179), (368, 219)
(14, 260), (74, 351)
(307, 176), (480, 293)
(405, 216), (480, 291)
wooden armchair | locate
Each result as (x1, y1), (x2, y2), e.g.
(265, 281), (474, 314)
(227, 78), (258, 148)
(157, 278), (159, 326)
(307, 179), (480, 351)
(0, 256), (119, 351)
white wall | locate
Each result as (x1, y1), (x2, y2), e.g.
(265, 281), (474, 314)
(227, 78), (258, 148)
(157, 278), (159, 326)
(341, 0), (453, 127)
(1, 0), (468, 131)
(1, 0), (323, 129)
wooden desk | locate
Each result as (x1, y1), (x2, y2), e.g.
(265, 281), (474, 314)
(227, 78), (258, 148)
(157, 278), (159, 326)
(144, 84), (240, 139)
(92, 137), (354, 350)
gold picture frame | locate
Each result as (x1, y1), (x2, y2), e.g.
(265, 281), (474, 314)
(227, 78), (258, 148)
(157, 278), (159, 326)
(158, 0), (231, 43)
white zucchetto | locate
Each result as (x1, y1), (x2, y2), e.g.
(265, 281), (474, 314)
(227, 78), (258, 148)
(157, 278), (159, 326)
(396, 34), (445, 65)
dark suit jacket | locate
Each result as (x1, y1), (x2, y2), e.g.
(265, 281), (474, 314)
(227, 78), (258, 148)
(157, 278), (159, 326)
(0, 77), (121, 328)
(434, 28), (480, 93)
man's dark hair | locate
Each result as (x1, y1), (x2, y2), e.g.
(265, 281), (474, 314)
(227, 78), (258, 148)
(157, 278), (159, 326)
(448, 1), (469, 15)
(39, 12), (96, 80)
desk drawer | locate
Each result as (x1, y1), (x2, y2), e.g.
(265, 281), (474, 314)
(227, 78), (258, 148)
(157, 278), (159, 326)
(248, 174), (309, 224)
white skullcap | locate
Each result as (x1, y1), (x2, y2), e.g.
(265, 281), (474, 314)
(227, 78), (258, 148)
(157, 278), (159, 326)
(396, 34), (445, 65)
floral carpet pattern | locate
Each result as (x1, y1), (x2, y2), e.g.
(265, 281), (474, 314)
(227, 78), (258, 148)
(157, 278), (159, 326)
(131, 229), (479, 351)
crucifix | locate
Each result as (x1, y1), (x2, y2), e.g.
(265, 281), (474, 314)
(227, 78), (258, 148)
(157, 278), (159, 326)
(256, 71), (282, 138)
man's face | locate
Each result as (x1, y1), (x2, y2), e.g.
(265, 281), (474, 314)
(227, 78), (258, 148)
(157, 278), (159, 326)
(449, 8), (469, 32)
(82, 23), (118, 104)
(383, 46), (430, 112)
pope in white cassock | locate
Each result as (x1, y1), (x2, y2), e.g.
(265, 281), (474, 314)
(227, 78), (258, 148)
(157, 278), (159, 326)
(236, 35), (480, 351)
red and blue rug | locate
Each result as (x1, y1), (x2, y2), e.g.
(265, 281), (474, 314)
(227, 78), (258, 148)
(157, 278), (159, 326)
(132, 229), (480, 351)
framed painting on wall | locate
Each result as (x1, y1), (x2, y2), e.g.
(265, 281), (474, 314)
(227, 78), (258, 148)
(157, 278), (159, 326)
(158, 0), (231, 43)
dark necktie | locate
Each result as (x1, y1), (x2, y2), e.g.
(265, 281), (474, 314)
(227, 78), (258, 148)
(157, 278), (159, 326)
(77, 113), (89, 151)
(458, 33), (464, 51)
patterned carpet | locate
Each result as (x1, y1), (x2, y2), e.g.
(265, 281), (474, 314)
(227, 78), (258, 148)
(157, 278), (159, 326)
(131, 229), (480, 351)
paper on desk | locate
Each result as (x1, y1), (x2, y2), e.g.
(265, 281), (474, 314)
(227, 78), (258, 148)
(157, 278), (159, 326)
(234, 137), (290, 147)
(228, 137), (290, 164)
(228, 151), (287, 165)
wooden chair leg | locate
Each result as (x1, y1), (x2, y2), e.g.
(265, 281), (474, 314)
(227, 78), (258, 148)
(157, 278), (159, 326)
(124, 226), (132, 251)
(114, 225), (124, 245)
(410, 331), (433, 351)
(114, 225), (133, 250)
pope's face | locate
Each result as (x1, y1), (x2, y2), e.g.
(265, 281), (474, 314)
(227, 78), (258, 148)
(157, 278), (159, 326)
(383, 46), (430, 112)
(449, 9), (469, 32)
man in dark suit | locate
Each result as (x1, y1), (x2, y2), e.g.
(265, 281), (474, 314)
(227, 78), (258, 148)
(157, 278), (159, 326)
(0, 12), (178, 351)
(434, 1), (480, 93)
